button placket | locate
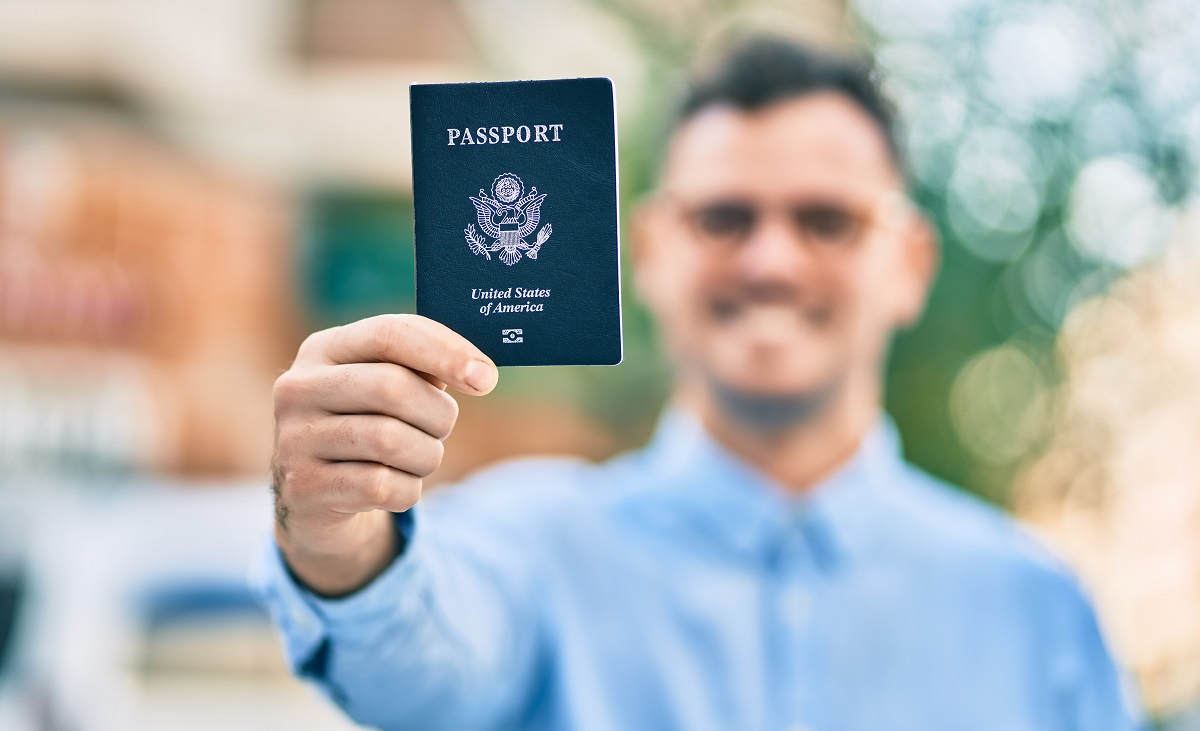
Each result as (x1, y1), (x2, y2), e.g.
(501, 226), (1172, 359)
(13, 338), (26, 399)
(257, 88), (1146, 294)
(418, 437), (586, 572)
(775, 514), (831, 731)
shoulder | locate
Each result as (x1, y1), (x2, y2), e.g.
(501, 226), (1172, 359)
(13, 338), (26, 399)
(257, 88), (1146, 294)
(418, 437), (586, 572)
(874, 465), (1132, 713)
(868, 465), (1114, 670)
(876, 463), (1086, 601)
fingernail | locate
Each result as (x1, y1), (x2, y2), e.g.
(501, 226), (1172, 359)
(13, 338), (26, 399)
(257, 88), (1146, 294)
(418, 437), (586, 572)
(464, 360), (498, 393)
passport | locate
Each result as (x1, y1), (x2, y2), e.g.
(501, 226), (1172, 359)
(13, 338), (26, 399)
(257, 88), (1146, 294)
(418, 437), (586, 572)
(409, 77), (622, 367)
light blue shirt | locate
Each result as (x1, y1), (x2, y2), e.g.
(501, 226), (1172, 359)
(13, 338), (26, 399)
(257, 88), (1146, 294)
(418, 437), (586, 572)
(253, 410), (1140, 730)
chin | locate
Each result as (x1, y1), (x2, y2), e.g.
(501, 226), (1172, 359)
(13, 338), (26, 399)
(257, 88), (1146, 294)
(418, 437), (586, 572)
(702, 358), (845, 430)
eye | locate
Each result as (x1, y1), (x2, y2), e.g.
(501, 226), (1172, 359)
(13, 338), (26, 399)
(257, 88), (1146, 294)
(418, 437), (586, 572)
(794, 204), (860, 244)
(691, 202), (755, 244)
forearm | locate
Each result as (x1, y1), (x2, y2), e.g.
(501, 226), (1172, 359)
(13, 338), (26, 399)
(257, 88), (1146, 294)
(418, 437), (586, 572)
(255, 506), (539, 731)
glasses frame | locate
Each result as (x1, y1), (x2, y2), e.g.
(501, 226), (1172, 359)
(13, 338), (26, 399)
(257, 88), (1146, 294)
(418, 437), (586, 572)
(656, 189), (914, 255)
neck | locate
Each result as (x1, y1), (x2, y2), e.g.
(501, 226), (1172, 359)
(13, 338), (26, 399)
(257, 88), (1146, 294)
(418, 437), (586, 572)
(677, 374), (881, 493)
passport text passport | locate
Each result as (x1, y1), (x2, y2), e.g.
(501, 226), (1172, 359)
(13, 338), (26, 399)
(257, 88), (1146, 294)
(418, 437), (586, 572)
(409, 78), (622, 366)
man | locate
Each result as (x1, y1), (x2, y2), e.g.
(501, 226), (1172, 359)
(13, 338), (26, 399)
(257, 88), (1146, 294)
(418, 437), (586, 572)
(256, 38), (1139, 730)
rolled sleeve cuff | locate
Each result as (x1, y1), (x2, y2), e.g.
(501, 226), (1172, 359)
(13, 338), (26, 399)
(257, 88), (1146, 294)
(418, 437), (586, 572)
(250, 509), (422, 676)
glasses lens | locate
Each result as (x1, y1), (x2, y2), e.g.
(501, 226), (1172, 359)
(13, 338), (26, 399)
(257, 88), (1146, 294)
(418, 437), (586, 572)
(691, 202), (756, 245)
(793, 203), (861, 245)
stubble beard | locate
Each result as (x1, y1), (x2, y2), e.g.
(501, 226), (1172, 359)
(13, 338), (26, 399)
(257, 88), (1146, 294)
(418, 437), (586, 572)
(706, 366), (847, 435)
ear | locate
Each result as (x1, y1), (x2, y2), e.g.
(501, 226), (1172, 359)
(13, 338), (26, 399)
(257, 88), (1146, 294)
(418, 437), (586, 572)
(894, 211), (940, 328)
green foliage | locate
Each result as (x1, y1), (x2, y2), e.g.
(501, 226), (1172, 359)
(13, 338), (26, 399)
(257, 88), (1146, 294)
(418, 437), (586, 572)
(300, 188), (417, 329)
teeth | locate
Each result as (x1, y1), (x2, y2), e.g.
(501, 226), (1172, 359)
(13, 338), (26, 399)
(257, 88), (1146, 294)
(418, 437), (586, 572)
(739, 304), (798, 341)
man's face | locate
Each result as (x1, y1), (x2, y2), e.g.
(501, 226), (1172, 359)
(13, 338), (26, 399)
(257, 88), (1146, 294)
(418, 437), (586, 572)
(636, 92), (935, 409)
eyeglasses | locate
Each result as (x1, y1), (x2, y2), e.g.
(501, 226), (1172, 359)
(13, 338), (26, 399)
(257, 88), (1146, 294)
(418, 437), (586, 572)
(662, 191), (907, 253)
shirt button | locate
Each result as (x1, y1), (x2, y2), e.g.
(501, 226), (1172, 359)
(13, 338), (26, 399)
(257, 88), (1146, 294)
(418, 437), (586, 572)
(780, 587), (812, 628)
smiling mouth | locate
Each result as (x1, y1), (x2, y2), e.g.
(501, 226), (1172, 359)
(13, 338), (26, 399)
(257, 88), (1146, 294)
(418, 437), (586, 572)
(708, 298), (834, 332)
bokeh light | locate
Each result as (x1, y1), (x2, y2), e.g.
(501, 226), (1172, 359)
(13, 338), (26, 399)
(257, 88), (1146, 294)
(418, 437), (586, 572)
(949, 342), (1049, 465)
(1017, 230), (1200, 716)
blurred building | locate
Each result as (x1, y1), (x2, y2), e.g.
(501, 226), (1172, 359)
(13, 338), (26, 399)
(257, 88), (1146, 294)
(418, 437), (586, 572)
(0, 118), (296, 475)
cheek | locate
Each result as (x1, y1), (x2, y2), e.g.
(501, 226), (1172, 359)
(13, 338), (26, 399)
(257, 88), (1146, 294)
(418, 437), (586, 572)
(845, 252), (903, 337)
(645, 248), (709, 317)
(652, 263), (726, 357)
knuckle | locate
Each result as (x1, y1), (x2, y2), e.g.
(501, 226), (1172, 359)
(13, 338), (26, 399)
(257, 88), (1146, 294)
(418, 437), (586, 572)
(273, 420), (293, 452)
(326, 463), (358, 501)
(328, 416), (357, 447)
(429, 394), (459, 440)
(401, 476), (424, 510)
(272, 370), (304, 408)
(366, 322), (393, 356)
(275, 420), (312, 458)
(438, 348), (468, 384)
(296, 326), (334, 360)
(412, 438), (444, 478)
(273, 369), (327, 416)
(367, 465), (395, 508)
(367, 315), (412, 356)
(385, 474), (423, 512)
(370, 369), (408, 408)
(367, 419), (403, 456)
(275, 459), (314, 502)
(298, 330), (322, 355)
(429, 439), (445, 472)
(443, 392), (460, 425)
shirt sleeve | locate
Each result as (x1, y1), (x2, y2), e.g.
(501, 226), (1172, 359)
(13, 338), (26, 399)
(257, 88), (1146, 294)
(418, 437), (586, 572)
(1047, 573), (1146, 731)
(251, 497), (546, 731)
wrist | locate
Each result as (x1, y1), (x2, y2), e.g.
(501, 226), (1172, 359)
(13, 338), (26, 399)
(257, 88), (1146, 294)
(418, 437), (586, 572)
(276, 509), (400, 598)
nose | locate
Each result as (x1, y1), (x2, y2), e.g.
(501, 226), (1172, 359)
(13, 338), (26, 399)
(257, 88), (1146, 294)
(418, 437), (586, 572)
(736, 214), (814, 280)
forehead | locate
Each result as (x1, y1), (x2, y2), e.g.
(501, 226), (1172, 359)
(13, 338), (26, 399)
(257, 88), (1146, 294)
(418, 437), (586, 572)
(663, 92), (899, 199)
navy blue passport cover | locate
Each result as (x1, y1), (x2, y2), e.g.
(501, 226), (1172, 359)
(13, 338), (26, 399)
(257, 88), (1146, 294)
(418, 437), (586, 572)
(409, 78), (622, 367)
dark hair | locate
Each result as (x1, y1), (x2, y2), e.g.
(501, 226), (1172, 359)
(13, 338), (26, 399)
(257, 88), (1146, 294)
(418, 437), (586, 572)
(675, 36), (901, 166)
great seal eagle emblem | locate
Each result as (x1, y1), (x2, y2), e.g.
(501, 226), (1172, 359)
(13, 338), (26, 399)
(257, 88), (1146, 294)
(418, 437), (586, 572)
(465, 172), (552, 266)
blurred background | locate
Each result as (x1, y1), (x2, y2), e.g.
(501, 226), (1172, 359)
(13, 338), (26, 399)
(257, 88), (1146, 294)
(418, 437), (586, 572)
(0, 0), (1197, 729)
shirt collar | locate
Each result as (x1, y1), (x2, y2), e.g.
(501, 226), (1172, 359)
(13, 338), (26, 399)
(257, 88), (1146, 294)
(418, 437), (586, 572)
(629, 407), (906, 569)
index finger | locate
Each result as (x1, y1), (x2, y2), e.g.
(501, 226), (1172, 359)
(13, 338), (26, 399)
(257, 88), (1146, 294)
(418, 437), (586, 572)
(301, 314), (498, 395)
